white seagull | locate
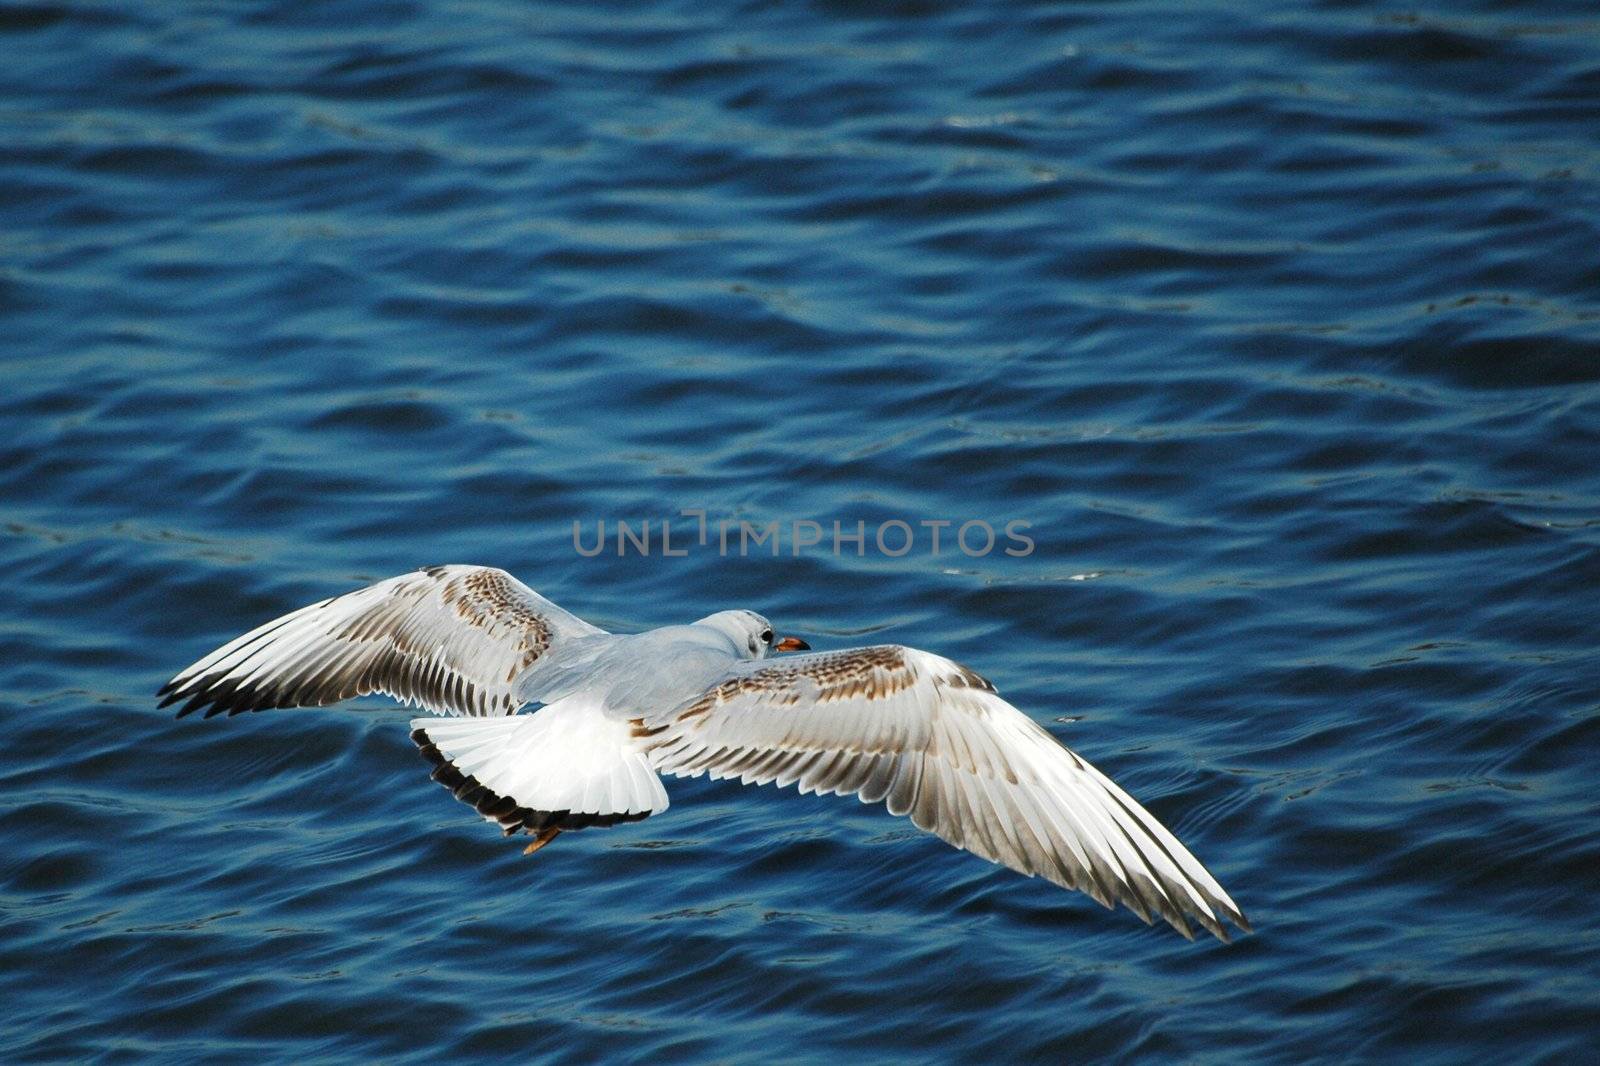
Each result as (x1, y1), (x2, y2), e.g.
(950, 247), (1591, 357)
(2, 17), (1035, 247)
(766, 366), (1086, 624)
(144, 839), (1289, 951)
(160, 565), (1249, 941)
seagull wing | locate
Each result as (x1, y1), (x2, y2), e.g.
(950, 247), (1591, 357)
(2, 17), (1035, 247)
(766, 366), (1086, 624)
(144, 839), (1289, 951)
(158, 565), (604, 719)
(642, 645), (1247, 941)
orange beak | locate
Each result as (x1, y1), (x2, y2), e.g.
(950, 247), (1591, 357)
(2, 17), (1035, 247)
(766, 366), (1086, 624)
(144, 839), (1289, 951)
(774, 636), (810, 652)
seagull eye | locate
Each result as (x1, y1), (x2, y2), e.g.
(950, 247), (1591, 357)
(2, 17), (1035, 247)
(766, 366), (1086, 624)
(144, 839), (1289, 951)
(761, 629), (774, 644)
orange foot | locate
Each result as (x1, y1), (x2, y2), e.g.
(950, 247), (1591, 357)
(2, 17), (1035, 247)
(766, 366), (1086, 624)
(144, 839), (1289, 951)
(522, 826), (561, 856)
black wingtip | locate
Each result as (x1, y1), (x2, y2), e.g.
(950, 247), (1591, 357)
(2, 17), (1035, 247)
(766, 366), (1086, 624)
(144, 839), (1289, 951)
(1169, 912), (1196, 942)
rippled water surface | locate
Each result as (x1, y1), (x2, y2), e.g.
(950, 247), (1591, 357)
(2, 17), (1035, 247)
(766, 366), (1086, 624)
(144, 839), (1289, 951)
(4, 1), (1600, 1061)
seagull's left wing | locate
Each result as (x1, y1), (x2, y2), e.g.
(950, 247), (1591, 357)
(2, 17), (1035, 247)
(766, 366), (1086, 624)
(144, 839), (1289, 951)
(642, 645), (1247, 941)
(159, 565), (604, 718)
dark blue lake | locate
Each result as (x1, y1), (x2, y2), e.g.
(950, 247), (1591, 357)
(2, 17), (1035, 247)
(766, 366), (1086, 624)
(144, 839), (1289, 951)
(3, 1), (1599, 1061)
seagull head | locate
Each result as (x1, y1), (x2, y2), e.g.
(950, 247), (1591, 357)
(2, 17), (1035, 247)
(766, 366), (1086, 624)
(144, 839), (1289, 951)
(694, 609), (811, 660)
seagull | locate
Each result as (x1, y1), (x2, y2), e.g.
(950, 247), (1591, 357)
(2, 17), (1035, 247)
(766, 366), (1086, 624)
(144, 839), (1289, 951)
(159, 564), (1248, 941)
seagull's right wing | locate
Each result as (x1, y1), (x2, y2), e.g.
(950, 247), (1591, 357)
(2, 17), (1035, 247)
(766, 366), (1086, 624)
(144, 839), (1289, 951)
(159, 565), (605, 719)
(642, 645), (1247, 941)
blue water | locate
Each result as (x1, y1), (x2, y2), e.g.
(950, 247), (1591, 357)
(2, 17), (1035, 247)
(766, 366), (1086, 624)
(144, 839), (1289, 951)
(4, 1), (1600, 1060)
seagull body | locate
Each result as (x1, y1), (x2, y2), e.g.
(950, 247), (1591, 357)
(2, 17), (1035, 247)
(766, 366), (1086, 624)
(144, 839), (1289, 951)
(160, 565), (1248, 941)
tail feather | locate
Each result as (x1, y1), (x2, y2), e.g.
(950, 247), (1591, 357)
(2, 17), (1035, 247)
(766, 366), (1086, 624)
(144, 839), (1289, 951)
(411, 705), (668, 840)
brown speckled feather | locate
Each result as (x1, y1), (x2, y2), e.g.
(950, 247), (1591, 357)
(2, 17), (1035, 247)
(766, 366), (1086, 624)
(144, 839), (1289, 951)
(158, 565), (602, 718)
(644, 645), (1249, 942)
